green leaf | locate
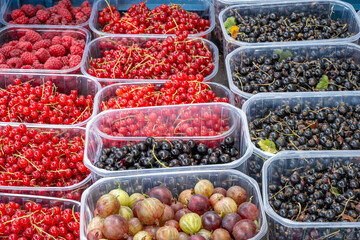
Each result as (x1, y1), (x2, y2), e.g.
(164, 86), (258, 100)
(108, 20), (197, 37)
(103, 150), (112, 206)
(273, 49), (293, 62)
(316, 75), (329, 90)
(258, 139), (278, 154)
(224, 17), (236, 34)
(254, 219), (261, 228)
(331, 186), (340, 196)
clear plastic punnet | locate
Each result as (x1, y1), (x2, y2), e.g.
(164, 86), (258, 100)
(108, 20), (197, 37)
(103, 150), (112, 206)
(0, 72), (101, 127)
(219, 0), (360, 55)
(80, 36), (219, 85)
(225, 42), (360, 108)
(92, 81), (234, 115)
(263, 150), (360, 240)
(242, 91), (360, 184)
(0, 25), (91, 74)
(0, 0), (94, 28)
(0, 123), (91, 201)
(89, 0), (215, 39)
(84, 103), (253, 179)
(80, 169), (268, 240)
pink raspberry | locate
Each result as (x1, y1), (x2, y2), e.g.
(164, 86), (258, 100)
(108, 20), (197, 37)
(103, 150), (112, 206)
(0, 53), (5, 64)
(0, 46), (16, 58)
(33, 39), (51, 51)
(29, 16), (41, 24)
(75, 12), (85, 20)
(35, 48), (51, 63)
(16, 41), (33, 51)
(70, 45), (83, 56)
(51, 36), (62, 45)
(10, 49), (24, 58)
(20, 4), (37, 17)
(60, 56), (69, 66)
(61, 36), (74, 49)
(24, 30), (42, 44)
(49, 44), (66, 57)
(14, 16), (29, 24)
(36, 10), (50, 22)
(7, 58), (23, 68)
(8, 41), (19, 46)
(21, 65), (35, 69)
(59, 0), (72, 9)
(21, 52), (38, 65)
(33, 60), (44, 69)
(0, 64), (10, 69)
(44, 57), (63, 69)
(69, 55), (81, 68)
(81, 7), (92, 17)
(57, 8), (73, 22)
(41, 32), (57, 40)
(81, 1), (91, 8)
(71, 7), (82, 15)
(71, 39), (85, 49)
(11, 9), (25, 20)
(76, 16), (88, 24)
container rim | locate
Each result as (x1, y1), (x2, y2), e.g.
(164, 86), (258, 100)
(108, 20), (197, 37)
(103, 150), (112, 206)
(263, 150), (360, 228)
(0, 72), (102, 128)
(242, 91), (360, 157)
(0, 192), (82, 205)
(0, 0), (92, 28)
(219, 0), (360, 47)
(80, 169), (268, 240)
(83, 102), (253, 177)
(0, 123), (92, 192)
(225, 42), (360, 101)
(0, 25), (91, 74)
(92, 80), (235, 115)
(80, 35), (219, 83)
(88, 0), (215, 38)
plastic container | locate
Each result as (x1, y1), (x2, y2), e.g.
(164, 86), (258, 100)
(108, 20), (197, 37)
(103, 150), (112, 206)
(225, 42), (360, 108)
(219, 0), (360, 55)
(80, 169), (268, 240)
(93, 81), (234, 115)
(84, 102), (253, 179)
(80, 36), (219, 85)
(0, 72), (101, 127)
(263, 150), (360, 240)
(242, 91), (360, 184)
(0, 25), (91, 74)
(89, 0), (215, 39)
(0, 123), (91, 201)
(0, 0), (94, 28)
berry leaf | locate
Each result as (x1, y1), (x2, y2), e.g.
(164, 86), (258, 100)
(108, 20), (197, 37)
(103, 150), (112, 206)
(316, 75), (329, 90)
(331, 186), (340, 196)
(224, 17), (236, 34)
(273, 49), (293, 62)
(258, 139), (278, 154)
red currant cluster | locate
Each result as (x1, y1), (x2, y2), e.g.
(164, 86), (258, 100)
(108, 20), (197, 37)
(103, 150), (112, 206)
(98, 105), (232, 137)
(0, 79), (93, 125)
(100, 81), (230, 111)
(98, 2), (210, 35)
(0, 202), (80, 240)
(0, 124), (89, 189)
(86, 36), (214, 80)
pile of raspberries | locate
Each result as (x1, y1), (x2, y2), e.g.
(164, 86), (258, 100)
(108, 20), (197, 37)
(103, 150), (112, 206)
(9, 0), (92, 25)
(0, 30), (86, 70)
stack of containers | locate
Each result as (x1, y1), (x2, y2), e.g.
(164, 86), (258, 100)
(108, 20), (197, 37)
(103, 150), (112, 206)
(0, 0), (269, 239)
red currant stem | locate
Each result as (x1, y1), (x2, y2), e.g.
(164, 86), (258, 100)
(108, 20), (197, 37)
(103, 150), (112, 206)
(41, 81), (46, 99)
(171, 90), (178, 100)
(52, 83), (58, 95)
(173, 118), (195, 134)
(152, 144), (168, 168)
(72, 205), (79, 223)
(173, 109), (185, 124)
(172, 17), (179, 29)
(32, 222), (66, 240)
(110, 115), (137, 124)
(0, 171), (14, 174)
(13, 154), (40, 171)
(104, 0), (113, 18)
(190, 99), (196, 104)
(165, 27), (178, 34)
(2, 210), (38, 225)
(71, 105), (90, 125)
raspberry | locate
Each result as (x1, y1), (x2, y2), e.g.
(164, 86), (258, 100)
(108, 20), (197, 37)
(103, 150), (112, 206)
(60, 56), (69, 66)
(8, 41), (19, 46)
(61, 36), (74, 49)
(10, 49), (24, 58)
(35, 48), (51, 63)
(71, 7), (82, 15)
(70, 45), (83, 56)
(41, 32), (57, 40)
(21, 65), (35, 69)
(59, 0), (72, 9)
(11, 9), (25, 20)
(33, 60), (44, 69)
(29, 16), (41, 24)
(33, 39), (51, 51)
(81, 7), (92, 17)
(76, 16), (88, 24)
(81, 1), (91, 8)
(69, 55), (81, 68)
(75, 12), (85, 20)
(0, 53), (5, 64)
(24, 30), (42, 44)
(16, 41), (32, 51)
(44, 57), (63, 69)
(57, 8), (73, 22)
(14, 16), (29, 24)
(35, 4), (46, 11)
(7, 58), (23, 68)
(0, 64), (10, 69)
(21, 52), (38, 65)
(71, 39), (85, 49)
(0, 46), (16, 58)
(20, 4), (36, 17)
(51, 36), (62, 45)
(36, 10), (50, 22)
(49, 44), (66, 57)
